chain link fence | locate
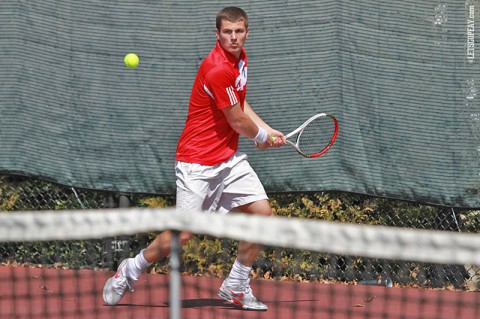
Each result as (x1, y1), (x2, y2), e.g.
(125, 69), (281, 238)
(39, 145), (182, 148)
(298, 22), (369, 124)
(1, 174), (479, 290)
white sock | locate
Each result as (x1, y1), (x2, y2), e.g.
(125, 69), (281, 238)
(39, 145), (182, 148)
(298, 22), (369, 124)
(226, 259), (251, 290)
(126, 249), (151, 280)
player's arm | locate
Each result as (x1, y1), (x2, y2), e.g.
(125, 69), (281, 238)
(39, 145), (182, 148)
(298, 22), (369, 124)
(243, 100), (270, 129)
(243, 100), (286, 148)
(222, 103), (276, 147)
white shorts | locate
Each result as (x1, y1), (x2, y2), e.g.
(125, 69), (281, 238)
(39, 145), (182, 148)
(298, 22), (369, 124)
(175, 152), (268, 214)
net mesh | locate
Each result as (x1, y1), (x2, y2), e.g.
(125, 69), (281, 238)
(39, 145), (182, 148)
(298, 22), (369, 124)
(297, 115), (338, 156)
(1, 208), (480, 319)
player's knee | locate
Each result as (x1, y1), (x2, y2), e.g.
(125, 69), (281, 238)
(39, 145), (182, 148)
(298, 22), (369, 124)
(237, 199), (274, 216)
(263, 207), (274, 217)
(258, 200), (274, 217)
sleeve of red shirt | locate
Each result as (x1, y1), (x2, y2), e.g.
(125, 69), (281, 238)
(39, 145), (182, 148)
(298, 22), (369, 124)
(204, 66), (239, 110)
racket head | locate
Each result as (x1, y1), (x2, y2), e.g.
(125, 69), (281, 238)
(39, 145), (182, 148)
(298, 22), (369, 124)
(289, 113), (339, 158)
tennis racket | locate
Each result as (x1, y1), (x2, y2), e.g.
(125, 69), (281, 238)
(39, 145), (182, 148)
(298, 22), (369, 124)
(280, 113), (339, 158)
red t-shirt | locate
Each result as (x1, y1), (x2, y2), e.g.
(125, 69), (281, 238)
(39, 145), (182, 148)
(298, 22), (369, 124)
(175, 41), (248, 165)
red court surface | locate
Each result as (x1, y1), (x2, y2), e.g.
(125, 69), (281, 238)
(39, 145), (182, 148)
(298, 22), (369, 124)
(1, 265), (479, 319)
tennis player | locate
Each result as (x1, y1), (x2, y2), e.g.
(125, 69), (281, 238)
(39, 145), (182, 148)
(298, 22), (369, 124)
(103, 6), (286, 311)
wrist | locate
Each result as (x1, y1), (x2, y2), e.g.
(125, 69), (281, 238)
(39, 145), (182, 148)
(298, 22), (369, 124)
(252, 126), (268, 144)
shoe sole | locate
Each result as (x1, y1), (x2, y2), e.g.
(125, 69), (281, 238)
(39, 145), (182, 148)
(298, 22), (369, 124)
(103, 277), (123, 306)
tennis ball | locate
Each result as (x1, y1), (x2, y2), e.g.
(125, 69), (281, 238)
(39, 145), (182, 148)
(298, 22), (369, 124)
(124, 53), (139, 69)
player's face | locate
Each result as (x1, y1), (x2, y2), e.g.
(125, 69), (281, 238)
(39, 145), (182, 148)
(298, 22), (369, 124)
(216, 19), (249, 59)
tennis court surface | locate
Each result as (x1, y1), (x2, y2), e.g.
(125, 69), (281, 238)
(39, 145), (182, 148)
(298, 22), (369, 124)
(1, 208), (480, 319)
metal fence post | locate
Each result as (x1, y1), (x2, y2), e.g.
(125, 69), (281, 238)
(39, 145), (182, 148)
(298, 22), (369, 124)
(117, 194), (131, 262)
(169, 230), (182, 319)
(102, 193), (131, 270)
(102, 194), (116, 270)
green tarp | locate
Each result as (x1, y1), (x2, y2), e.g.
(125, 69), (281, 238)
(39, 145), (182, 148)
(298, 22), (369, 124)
(1, 1), (479, 208)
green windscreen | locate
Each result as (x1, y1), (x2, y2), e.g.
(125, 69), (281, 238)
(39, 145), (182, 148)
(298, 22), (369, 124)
(0, 1), (479, 208)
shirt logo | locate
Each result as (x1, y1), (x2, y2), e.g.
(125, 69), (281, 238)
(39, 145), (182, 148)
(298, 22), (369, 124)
(235, 59), (247, 91)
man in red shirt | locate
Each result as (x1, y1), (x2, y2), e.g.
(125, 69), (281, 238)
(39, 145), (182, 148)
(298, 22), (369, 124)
(103, 6), (286, 311)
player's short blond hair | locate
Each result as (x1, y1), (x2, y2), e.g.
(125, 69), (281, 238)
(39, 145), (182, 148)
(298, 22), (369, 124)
(216, 6), (249, 30)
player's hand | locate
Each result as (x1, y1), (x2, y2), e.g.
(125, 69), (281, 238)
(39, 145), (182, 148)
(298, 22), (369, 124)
(256, 130), (286, 149)
(269, 129), (286, 148)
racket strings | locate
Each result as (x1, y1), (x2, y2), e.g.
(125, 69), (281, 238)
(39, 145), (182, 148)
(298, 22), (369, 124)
(297, 117), (335, 156)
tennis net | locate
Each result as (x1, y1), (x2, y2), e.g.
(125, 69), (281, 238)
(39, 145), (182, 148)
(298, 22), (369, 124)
(1, 208), (480, 319)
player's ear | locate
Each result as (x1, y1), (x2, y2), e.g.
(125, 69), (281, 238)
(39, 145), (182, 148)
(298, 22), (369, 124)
(215, 28), (220, 41)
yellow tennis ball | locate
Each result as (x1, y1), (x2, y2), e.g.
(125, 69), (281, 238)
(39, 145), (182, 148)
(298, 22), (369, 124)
(124, 53), (139, 69)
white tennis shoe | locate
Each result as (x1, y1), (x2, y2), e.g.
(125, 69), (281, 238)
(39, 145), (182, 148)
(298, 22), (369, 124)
(103, 259), (134, 305)
(217, 278), (268, 311)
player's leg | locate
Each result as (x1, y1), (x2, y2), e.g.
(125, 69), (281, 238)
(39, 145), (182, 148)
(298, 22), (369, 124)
(216, 154), (271, 311)
(236, 199), (272, 267)
(103, 161), (207, 305)
(218, 200), (272, 311)
(140, 160), (207, 265)
(143, 230), (194, 262)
